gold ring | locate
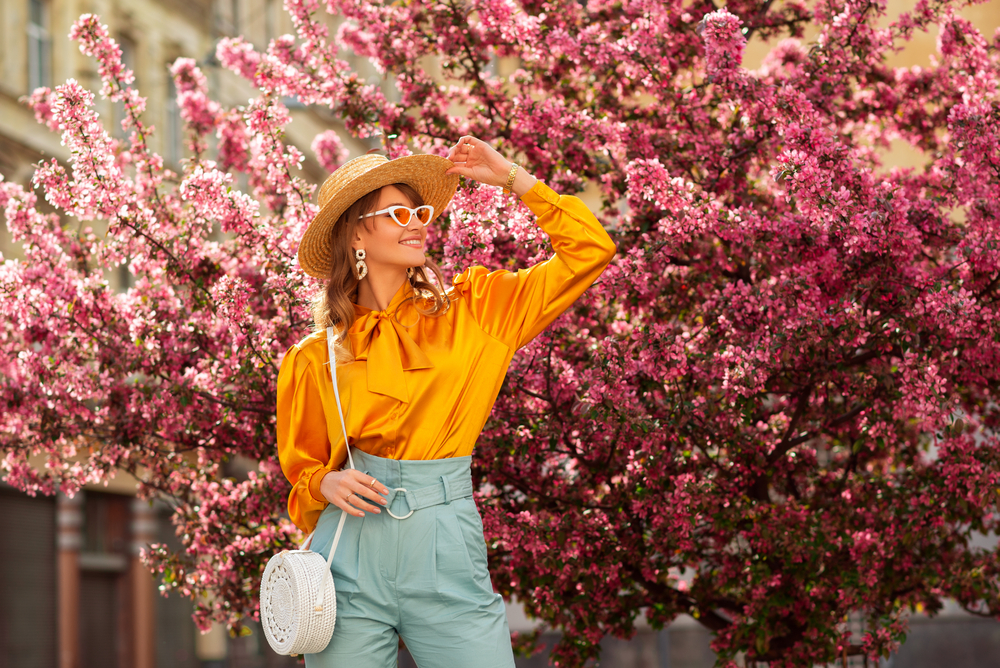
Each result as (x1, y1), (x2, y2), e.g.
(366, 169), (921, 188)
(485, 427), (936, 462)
(346, 492), (354, 500)
(369, 479), (378, 488)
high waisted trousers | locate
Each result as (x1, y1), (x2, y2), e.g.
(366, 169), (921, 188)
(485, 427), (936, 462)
(305, 449), (516, 668)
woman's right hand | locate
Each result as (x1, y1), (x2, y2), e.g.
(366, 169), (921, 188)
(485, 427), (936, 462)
(444, 136), (538, 197)
(319, 468), (390, 517)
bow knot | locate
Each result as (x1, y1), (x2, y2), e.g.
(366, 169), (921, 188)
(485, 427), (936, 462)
(348, 287), (433, 403)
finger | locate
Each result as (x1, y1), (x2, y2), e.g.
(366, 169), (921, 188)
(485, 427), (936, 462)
(447, 138), (474, 161)
(367, 476), (390, 496)
(444, 163), (471, 176)
(458, 137), (478, 157)
(350, 482), (388, 507)
(346, 489), (383, 514)
(335, 472), (386, 515)
(344, 468), (385, 491)
(333, 492), (365, 517)
(347, 474), (389, 505)
(344, 468), (377, 486)
(447, 137), (467, 158)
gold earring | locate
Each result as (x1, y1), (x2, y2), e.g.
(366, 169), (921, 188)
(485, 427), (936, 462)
(407, 267), (415, 280)
(355, 249), (368, 280)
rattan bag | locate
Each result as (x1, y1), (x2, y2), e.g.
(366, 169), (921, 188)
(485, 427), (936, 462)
(260, 327), (356, 655)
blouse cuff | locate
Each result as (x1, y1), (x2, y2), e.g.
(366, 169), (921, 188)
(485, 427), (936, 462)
(518, 179), (561, 213)
(306, 465), (336, 505)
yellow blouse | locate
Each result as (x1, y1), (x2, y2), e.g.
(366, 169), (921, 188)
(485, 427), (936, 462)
(276, 180), (617, 533)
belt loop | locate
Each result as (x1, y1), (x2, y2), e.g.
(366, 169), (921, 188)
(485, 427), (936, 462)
(440, 475), (452, 505)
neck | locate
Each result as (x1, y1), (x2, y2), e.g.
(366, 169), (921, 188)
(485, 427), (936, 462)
(356, 268), (408, 312)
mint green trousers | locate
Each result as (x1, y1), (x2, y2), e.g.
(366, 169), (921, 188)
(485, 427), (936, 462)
(305, 449), (516, 668)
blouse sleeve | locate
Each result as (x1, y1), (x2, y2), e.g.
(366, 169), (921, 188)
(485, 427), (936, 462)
(276, 343), (338, 534)
(451, 180), (616, 350)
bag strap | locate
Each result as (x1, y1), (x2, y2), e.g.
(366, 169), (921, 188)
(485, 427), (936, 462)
(311, 326), (355, 613)
(326, 326), (356, 473)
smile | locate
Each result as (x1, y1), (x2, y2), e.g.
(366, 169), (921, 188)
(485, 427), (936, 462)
(400, 240), (422, 247)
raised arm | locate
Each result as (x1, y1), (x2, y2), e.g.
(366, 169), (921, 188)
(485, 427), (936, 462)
(444, 135), (617, 349)
(451, 180), (617, 350)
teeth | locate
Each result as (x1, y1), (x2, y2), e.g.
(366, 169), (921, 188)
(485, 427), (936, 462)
(400, 240), (421, 245)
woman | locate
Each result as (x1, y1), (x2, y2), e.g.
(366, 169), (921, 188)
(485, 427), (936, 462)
(276, 135), (616, 667)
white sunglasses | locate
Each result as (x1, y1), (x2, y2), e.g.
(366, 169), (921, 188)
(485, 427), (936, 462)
(359, 204), (435, 227)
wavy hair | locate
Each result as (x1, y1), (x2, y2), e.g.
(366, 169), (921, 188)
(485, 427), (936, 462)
(310, 182), (452, 363)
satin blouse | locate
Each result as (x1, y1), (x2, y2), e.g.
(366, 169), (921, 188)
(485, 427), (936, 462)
(276, 180), (617, 533)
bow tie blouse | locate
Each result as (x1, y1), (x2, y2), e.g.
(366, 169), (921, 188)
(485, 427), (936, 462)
(276, 180), (617, 533)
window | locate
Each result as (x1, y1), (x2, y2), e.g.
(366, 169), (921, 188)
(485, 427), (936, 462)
(216, 0), (241, 36)
(0, 490), (57, 668)
(113, 35), (137, 138)
(264, 0), (278, 45)
(165, 74), (182, 168)
(110, 36), (139, 292)
(27, 0), (51, 91)
(231, 0), (241, 35)
(117, 261), (135, 291)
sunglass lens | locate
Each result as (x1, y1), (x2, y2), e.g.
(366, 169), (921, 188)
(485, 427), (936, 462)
(392, 208), (411, 226)
(416, 206), (432, 224)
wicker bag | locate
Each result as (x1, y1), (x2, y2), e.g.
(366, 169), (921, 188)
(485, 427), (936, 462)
(260, 327), (356, 655)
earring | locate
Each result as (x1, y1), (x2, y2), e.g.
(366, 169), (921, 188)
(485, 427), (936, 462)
(407, 267), (415, 280)
(354, 248), (368, 281)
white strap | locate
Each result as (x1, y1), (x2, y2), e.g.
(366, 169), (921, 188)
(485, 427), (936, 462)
(327, 326), (355, 471)
(313, 326), (355, 612)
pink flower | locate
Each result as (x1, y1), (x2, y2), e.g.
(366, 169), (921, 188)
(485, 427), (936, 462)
(310, 130), (348, 172)
(700, 8), (747, 76)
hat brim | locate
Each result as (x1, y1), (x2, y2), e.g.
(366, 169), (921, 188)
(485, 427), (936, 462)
(297, 154), (460, 279)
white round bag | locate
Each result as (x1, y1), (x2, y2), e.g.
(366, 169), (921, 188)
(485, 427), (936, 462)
(260, 543), (337, 655)
(261, 326), (356, 656)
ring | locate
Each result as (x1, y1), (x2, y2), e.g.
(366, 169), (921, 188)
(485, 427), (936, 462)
(369, 479), (378, 488)
(346, 492), (354, 501)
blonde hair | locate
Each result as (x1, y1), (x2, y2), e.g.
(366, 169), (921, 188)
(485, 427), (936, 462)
(309, 182), (452, 362)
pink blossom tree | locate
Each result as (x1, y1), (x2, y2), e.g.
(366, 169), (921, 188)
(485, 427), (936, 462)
(3, 1), (1000, 666)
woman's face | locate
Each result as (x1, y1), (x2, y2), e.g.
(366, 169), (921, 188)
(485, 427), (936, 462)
(352, 185), (427, 274)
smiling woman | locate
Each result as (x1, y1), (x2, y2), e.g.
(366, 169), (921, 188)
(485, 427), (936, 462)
(307, 178), (452, 345)
(276, 136), (617, 668)
(352, 184), (435, 310)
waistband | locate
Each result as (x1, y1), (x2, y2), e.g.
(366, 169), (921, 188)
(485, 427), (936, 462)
(352, 449), (474, 520)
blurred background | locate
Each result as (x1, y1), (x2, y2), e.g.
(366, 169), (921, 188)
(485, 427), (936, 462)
(0, 0), (998, 666)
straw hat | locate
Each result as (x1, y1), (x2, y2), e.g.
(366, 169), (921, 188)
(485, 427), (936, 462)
(297, 153), (460, 279)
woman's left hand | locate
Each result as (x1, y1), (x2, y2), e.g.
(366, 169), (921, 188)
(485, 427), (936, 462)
(444, 136), (517, 188)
